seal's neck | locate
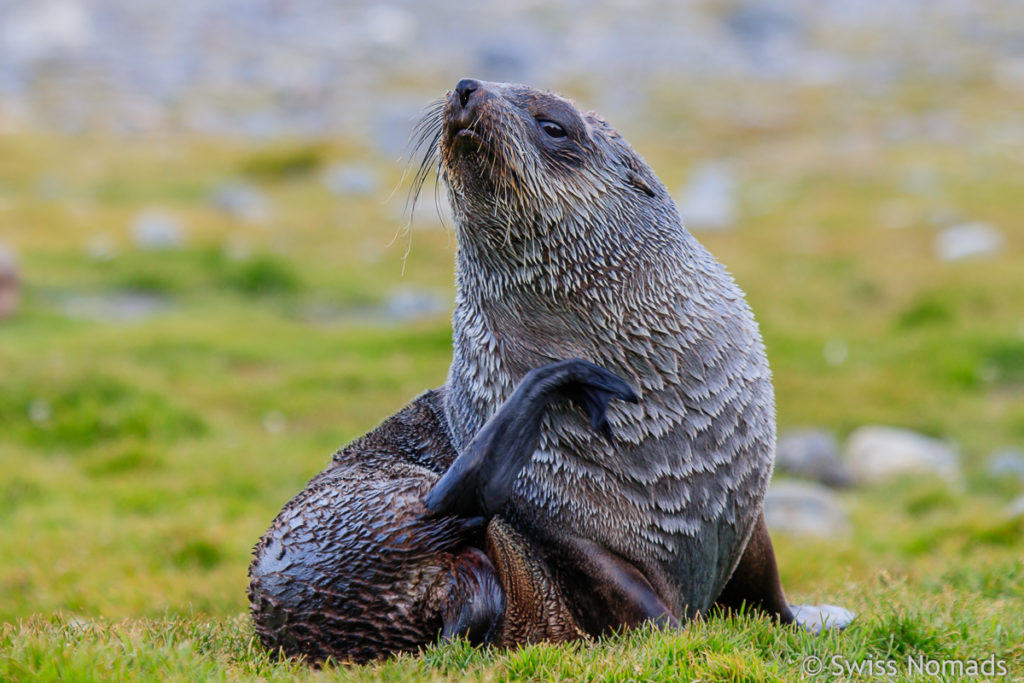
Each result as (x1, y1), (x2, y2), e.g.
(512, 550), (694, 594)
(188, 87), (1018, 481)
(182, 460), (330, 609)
(443, 205), (736, 452)
(450, 196), (689, 303)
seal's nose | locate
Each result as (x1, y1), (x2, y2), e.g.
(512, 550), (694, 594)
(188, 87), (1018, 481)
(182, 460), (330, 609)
(455, 79), (480, 107)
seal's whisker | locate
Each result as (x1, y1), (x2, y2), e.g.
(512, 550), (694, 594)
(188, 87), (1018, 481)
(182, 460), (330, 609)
(433, 176), (451, 242)
(404, 99), (446, 221)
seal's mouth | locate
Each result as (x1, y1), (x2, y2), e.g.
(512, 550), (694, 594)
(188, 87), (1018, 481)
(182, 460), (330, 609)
(451, 125), (482, 145)
(443, 78), (503, 159)
(445, 94), (489, 154)
(405, 79), (506, 217)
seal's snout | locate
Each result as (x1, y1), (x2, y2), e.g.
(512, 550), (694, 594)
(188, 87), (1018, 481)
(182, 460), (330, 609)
(455, 78), (480, 107)
(447, 78), (493, 149)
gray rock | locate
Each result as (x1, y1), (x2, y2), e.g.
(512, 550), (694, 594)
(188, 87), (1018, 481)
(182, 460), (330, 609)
(210, 182), (271, 224)
(935, 222), (1004, 261)
(775, 429), (851, 488)
(0, 245), (20, 320)
(321, 163), (379, 196)
(764, 481), (849, 538)
(1008, 494), (1024, 519)
(677, 163), (736, 231)
(846, 425), (960, 484)
(60, 292), (171, 322)
(987, 449), (1024, 483)
(131, 210), (184, 250)
(384, 288), (447, 322)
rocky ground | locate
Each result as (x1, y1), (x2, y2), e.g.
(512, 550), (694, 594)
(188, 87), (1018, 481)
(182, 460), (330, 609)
(1, 0), (1023, 142)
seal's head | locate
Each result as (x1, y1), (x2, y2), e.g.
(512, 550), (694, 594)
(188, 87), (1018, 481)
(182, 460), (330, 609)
(412, 78), (678, 272)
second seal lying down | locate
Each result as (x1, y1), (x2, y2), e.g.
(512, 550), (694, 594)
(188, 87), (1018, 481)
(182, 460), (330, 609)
(248, 79), (854, 663)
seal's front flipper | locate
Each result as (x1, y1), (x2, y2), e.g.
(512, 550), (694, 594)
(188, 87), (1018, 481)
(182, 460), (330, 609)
(438, 547), (505, 644)
(424, 359), (637, 519)
(714, 511), (856, 633)
(554, 534), (679, 635)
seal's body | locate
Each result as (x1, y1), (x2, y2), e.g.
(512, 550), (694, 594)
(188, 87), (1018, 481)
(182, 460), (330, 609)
(440, 79), (774, 626)
(248, 79), (853, 663)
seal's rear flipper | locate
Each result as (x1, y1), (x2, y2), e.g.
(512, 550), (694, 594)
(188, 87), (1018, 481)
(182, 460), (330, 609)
(714, 510), (855, 633)
(439, 547), (506, 644)
(424, 359), (637, 519)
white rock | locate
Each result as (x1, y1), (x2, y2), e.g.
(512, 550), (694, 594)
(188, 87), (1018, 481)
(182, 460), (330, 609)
(935, 222), (1004, 261)
(677, 162), (737, 231)
(790, 604), (857, 634)
(1008, 494), (1024, 519)
(132, 210), (184, 250)
(987, 449), (1024, 483)
(846, 425), (960, 484)
(764, 481), (849, 538)
(775, 429), (851, 488)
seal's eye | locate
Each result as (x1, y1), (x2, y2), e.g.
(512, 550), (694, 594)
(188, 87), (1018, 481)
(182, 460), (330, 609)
(537, 119), (567, 138)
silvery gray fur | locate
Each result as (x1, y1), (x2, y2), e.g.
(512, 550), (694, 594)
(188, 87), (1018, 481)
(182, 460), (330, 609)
(432, 81), (776, 619)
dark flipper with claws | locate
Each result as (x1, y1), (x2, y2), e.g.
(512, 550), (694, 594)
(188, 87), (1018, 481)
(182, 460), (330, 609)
(714, 511), (856, 633)
(424, 358), (638, 519)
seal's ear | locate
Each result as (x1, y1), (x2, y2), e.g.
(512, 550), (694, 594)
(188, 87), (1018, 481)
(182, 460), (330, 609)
(627, 170), (656, 198)
(622, 153), (656, 197)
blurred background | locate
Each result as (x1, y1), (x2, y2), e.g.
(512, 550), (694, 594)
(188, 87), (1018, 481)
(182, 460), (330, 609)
(0, 0), (1022, 626)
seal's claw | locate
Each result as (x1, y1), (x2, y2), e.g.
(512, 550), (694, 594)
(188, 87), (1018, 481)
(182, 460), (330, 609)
(790, 604), (856, 634)
(555, 359), (638, 443)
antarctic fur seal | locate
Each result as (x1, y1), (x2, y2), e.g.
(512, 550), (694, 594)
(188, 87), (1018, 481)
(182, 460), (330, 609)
(248, 78), (854, 663)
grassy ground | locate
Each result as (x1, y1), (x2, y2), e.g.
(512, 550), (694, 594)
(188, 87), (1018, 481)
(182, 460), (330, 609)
(1, 80), (1022, 680)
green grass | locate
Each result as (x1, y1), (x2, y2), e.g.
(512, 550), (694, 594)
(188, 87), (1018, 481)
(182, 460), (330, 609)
(1, 78), (1023, 680)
